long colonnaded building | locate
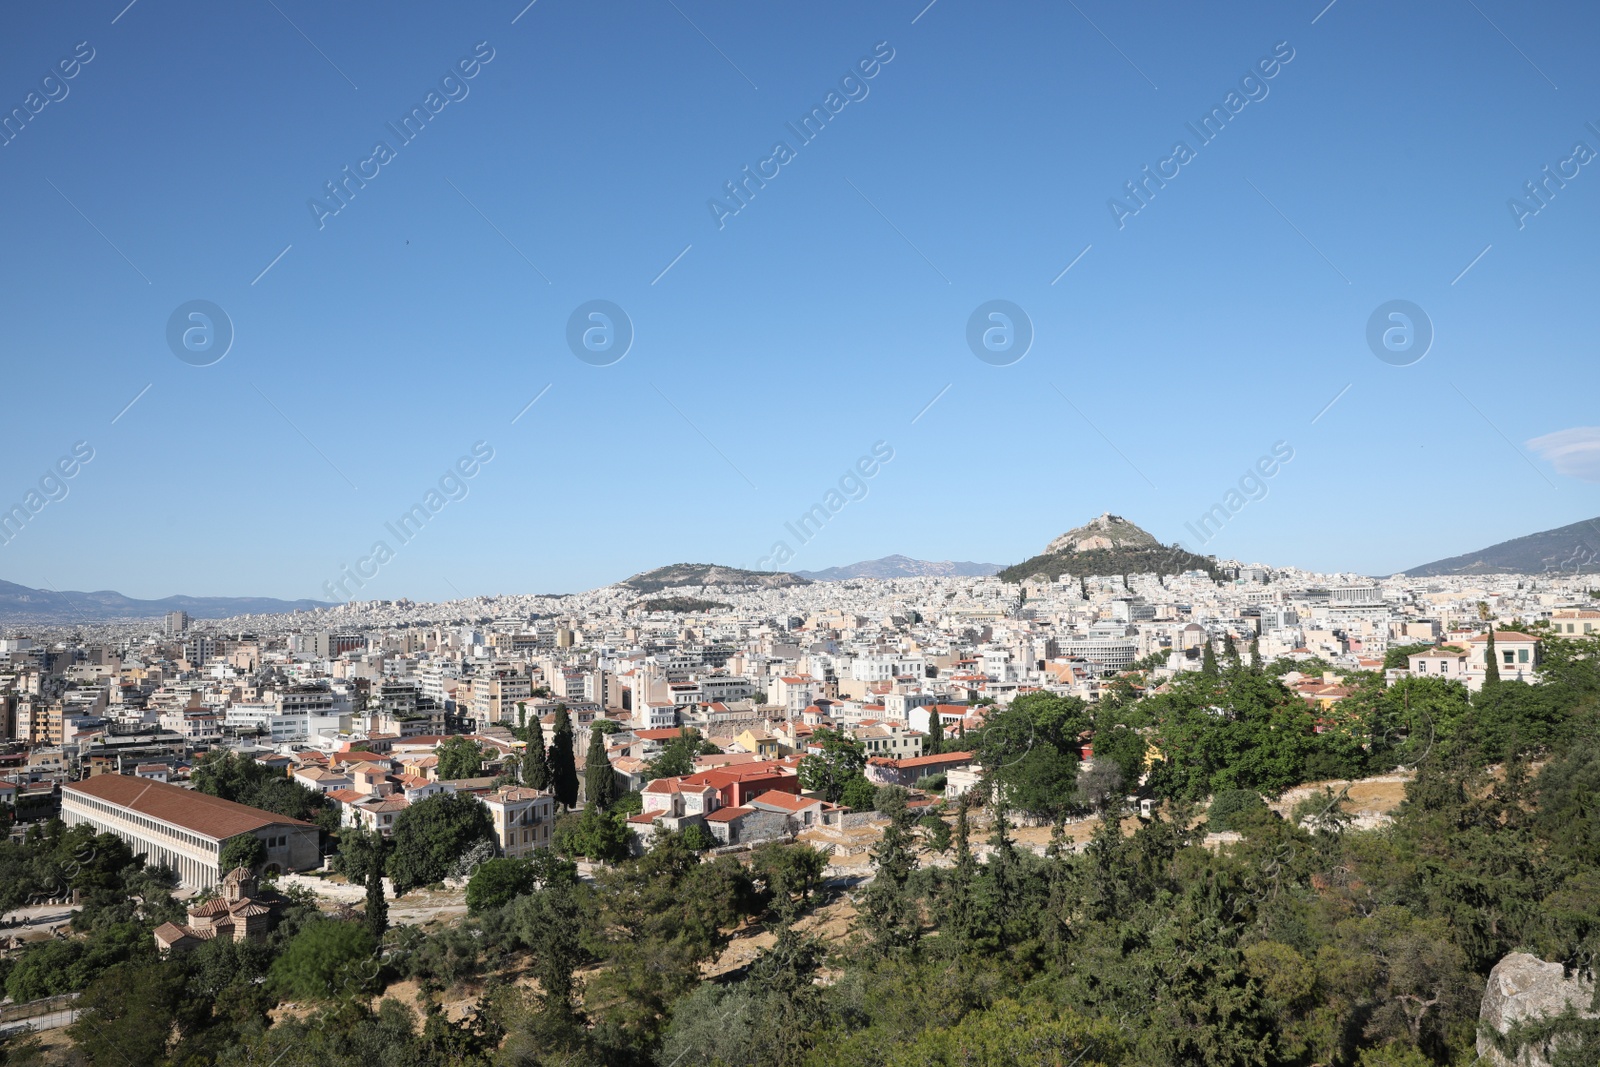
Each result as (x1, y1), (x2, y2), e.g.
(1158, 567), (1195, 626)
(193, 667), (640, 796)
(62, 774), (320, 889)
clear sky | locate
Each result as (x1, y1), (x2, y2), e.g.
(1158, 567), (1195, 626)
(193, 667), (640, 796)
(2, 0), (1598, 602)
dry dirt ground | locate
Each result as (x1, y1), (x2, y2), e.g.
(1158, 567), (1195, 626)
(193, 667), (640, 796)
(277, 873), (469, 926)
(1269, 771), (1415, 828)
(704, 895), (860, 979)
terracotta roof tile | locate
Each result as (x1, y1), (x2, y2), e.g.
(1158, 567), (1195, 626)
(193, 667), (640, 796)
(65, 775), (310, 841)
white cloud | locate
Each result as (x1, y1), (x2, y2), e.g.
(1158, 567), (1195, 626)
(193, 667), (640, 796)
(1527, 427), (1600, 482)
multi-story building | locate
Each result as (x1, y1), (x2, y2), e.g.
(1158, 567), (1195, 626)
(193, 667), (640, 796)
(770, 675), (816, 715)
(473, 668), (532, 727)
(1057, 636), (1139, 673)
(314, 632), (366, 659)
(698, 676), (752, 704)
(481, 786), (556, 859)
(159, 708), (223, 743)
(850, 720), (924, 760)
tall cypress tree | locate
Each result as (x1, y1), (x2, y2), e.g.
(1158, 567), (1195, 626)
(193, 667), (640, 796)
(1223, 633), (1240, 670)
(944, 793), (977, 948)
(1484, 630), (1500, 686)
(987, 790), (1020, 946)
(584, 725), (616, 810)
(927, 712), (944, 756)
(364, 862), (387, 946)
(549, 705), (579, 809)
(523, 716), (551, 791)
(862, 787), (919, 955)
(1249, 637), (1262, 672)
(1201, 640), (1219, 677)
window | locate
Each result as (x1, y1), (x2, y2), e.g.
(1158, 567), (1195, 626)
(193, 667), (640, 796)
(1519, 649), (1529, 663)
(1504, 651), (1515, 665)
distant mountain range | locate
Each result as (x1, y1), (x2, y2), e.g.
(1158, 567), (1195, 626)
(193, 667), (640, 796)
(1401, 515), (1600, 576)
(0, 579), (333, 623)
(999, 513), (1222, 584)
(795, 555), (1004, 581)
(615, 563), (810, 594)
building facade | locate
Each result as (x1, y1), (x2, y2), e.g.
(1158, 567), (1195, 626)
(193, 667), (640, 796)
(62, 775), (319, 889)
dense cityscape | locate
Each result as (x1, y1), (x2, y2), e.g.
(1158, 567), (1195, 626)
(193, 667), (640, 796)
(1, 513), (1598, 1064)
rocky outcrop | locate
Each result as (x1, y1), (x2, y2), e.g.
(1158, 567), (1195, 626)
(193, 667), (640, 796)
(1477, 952), (1597, 1067)
(1044, 513), (1160, 555)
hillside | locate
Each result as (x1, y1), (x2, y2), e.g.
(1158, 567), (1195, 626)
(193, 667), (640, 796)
(632, 597), (731, 613)
(616, 563), (811, 594)
(1000, 545), (1222, 584)
(0, 579), (333, 622)
(796, 555), (1003, 581)
(1401, 515), (1600, 576)
(999, 514), (1222, 583)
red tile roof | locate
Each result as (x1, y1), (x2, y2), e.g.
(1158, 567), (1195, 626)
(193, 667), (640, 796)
(889, 750), (976, 770)
(749, 790), (818, 812)
(703, 806), (751, 823)
(66, 774), (310, 842)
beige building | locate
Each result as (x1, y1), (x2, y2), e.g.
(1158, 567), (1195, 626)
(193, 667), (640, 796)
(481, 786), (556, 859)
(1550, 609), (1600, 636)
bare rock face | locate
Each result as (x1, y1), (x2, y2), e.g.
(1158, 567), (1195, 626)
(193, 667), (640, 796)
(1477, 952), (1597, 1067)
(1043, 513), (1159, 556)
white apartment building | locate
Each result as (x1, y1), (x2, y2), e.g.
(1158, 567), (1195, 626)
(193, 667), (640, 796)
(159, 709), (222, 743)
(770, 676), (816, 714)
(851, 721), (923, 760)
(849, 655), (922, 682)
(1058, 637), (1139, 672)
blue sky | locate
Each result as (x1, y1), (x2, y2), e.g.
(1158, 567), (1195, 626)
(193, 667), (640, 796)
(2, 0), (1598, 601)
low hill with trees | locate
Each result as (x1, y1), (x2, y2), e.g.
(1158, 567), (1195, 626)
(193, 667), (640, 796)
(999, 513), (1224, 584)
(616, 563), (810, 594)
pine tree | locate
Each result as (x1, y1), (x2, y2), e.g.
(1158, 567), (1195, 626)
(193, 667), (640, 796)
(364, 863), (387, 946)
(549, 705), (579, 809)
(1249, 637), (1262, 672)
(522, 716), (551, 791)
(1484, 630), (1500, 686)
(1201, 640), (1219, 677)
(927, 713), (944, 756)
(584, 726), (616, 810)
